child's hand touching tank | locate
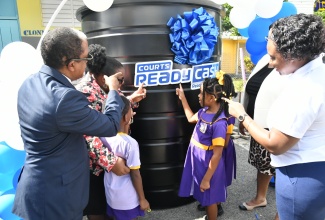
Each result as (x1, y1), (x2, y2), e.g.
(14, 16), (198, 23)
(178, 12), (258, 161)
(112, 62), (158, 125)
(176, 84), (186, 101)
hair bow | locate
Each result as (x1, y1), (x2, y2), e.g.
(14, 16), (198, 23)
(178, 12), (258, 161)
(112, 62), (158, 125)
(216, 70), (225, 85)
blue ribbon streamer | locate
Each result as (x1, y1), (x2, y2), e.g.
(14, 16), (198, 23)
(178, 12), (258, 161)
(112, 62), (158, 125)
(167, 7), (219, 65)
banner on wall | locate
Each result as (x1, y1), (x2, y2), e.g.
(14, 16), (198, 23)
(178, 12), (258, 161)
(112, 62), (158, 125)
(134, 60), (219, 90)
(314, 0), (325, 11)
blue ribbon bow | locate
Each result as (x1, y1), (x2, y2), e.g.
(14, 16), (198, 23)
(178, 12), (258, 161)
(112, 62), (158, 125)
(167, 7), (219, 65)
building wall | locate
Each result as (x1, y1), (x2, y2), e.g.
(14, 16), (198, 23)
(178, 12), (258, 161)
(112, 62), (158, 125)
(221, 38), (248, 74)
(16, 0), (82, 48)
(0, 0), (21, 51)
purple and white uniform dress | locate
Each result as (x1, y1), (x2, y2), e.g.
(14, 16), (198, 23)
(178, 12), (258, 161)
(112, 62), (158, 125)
(101, 133), (145, 220)
(178, 107), (228, 206)
(223, 116), (237, 187)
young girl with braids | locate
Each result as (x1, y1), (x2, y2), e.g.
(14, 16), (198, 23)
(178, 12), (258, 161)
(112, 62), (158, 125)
(176, 72), (236, 220)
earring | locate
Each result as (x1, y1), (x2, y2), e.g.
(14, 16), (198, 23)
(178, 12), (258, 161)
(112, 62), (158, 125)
(129, 117), (134, 124)
(103, 83), (108, 89)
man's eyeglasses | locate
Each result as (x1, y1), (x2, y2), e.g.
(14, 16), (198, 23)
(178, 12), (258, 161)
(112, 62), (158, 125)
(70, 54), (93, 62)
(118, 77), (124, 84)
(265, 36), (269, 42)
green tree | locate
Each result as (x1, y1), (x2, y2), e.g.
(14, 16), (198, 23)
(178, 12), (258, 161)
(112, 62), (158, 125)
(222, 3), (240, 36)
(314, 10), (325, 23)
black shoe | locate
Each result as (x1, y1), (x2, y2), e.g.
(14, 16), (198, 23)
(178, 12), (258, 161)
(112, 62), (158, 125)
(217, 204), (224, 216)
(197, 204), (205, 211)
(197, 204), (224, 216)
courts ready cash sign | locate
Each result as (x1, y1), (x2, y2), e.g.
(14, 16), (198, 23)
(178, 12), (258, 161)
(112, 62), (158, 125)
(134, 60), (219, 90)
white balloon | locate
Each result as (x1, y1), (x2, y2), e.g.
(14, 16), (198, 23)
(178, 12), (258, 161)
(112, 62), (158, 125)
(232, 0), (258, 9)
(255, 0), (283, 18)
(229, 6), (256, 29)
(0, 42), (43, 150)
(209, 0), (227, 5)
(83, 0), (114, 12)
(226, 0), (238, 7)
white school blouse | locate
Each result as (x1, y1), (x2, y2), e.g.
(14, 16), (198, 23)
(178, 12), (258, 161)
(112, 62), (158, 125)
(102, 133), (141, 210)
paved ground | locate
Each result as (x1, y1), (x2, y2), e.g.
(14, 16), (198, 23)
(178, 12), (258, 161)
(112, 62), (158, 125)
(139, 133), (277, 220)
(84, 130), (278, 220)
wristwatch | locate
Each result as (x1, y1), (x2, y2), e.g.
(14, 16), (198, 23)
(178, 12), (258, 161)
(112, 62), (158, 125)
(238, 113), (248, 122)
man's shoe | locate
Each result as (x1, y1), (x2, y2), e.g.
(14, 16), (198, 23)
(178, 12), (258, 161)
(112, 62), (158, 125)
(239, 200), (267, 211)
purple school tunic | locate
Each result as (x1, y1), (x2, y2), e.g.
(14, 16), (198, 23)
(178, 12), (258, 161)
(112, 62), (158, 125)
(224, 116), (237, 187)
(178, 108), (228, 206)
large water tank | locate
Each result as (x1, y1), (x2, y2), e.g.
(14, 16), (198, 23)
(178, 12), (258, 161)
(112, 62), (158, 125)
(77, 0), (223, 208)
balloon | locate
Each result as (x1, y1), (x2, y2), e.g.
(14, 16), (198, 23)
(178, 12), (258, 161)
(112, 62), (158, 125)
(0, 42), (43, 84)
(246, 38), (267, 55)
(0, 194), (21, 220)
(83, 0), (114, 12)
(229, 6), (256, 29)
(251, 49), (267, 64)
(0, 42), (43, 150)
(228, 0), (258, 8)
(270, 2), (298, 22)
(0, 172), (15, 196)
(12, 168), (22, 191)
(0, 142), (25, 174)
(226, 0), (238, 7)
(209, 0), (227, 4)
(238, 27), (249, 38)
(255, 0), (283, 18)
(248, 17), (273, 42)
(1, 189), (16, 196)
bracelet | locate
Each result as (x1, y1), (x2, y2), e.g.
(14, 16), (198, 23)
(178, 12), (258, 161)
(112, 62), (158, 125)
(246, 119), (254, 130)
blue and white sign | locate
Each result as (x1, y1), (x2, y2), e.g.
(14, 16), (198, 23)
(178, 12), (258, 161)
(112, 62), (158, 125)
(134, 60), (219, 90)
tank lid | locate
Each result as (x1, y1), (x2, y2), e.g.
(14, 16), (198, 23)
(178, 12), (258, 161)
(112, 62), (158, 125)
(76, 0), (223, 21)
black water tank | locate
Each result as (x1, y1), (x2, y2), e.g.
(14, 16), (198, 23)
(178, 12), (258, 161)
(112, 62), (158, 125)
(77, 0), (223, 208)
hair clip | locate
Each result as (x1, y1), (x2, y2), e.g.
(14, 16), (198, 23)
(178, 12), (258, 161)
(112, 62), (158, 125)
(216, 70), (225, 85)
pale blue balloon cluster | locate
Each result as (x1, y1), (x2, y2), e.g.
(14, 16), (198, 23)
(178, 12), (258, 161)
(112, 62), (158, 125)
(0, 142), (25, 220)
(167, 7), (219, 65)
(242, 2), (297, 64)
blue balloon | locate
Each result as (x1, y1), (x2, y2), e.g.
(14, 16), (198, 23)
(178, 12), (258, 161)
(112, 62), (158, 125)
(0, 172), (15, 196)
(246, 38), (267, 56)
(12, 168), (22, 191)
(248, 18), (273, 42)
(1, 189), (16, 196)
(251, 49), (267, 65)
(271, 2), (298, 22)
(0, 194), (21, 220)
(0, 142), (25, 174)
(238, 27), (249, 38)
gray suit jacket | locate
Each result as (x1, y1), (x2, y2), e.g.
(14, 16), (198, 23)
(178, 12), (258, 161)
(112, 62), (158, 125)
(12, 65), (124, 220)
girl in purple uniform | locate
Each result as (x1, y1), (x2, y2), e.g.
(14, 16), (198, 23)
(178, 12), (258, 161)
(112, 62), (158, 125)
(176, 72), (236, 220)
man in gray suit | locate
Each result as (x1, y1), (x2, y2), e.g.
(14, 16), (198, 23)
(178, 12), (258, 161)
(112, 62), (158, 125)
(12, 27), (128, 220)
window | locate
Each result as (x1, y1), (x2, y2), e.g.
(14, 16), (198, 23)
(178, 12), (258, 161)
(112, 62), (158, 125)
(41, 0), (85, 28)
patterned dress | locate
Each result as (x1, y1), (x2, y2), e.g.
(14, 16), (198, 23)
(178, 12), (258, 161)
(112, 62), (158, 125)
(178, 108), (228, 206)
(75, 72), (117, 175)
